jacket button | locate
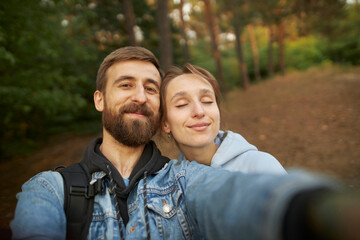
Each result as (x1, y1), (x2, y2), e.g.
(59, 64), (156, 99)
(163, 204), (171, 213)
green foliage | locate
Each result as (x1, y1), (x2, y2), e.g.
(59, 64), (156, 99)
(244, 35), (329, 79)
(0, 0), (100, 158)
(323, 5), (360, 65)
(189, 34), (330, 88)
(189, 40), (240, 89)
(189, 41), (240, 89)
(0, 0), (358, 160)
(286, 36), (327, 70)
(189, 40), (216, 70)
(220, 49), (240, 88)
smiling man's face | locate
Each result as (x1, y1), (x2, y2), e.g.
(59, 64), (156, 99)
(95, 60), (161, 147)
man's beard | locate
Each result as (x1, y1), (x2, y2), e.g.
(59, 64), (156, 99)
(102, 101), (160, 147)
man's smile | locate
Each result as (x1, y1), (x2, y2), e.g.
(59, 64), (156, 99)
(125, 112), (146, 118)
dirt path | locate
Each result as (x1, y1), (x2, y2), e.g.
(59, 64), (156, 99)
(1, 65), (360, 236)
(221, 66), (360, 185)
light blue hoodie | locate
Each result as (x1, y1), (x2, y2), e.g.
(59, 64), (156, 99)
(178, 130), (287, 174)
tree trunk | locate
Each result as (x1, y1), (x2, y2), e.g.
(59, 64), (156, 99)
(179, 0), (190, 62)
(355, 0), (359, 10)
(123, 0), (137, 46)
(267, 24), (275, 76)
(233, 19), (249, 89)
(157, 0), (173, 71)
(277, 21), (286, 75)
(299, 11), (308, 36)
(247, 24), (261, 81)
(203, 0), (227, 94)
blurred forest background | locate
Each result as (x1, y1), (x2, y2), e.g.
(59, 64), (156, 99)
(1, 0), (360, 159)
(1, 0), (360, 236)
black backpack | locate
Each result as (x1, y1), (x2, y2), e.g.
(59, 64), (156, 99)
(58, 163), (104, 240)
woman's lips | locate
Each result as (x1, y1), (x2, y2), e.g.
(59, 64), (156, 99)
(188, 122), (210, 131)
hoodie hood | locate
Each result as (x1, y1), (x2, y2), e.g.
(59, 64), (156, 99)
(178, 130), (257, 167)
(82, 137), (169, 194)
(211, 130), (258, 167)
(178, 130), (286, 174)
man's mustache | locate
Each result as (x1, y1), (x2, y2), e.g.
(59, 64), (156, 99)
(120, 103), (154, 117)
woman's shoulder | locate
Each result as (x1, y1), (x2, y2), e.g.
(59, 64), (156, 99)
(218, 130), (257, 148)
(213, 130), (286, 174)
(212, 130), (257, 163)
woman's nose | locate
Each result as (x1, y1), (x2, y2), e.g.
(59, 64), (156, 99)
(192, 101), (205, 118)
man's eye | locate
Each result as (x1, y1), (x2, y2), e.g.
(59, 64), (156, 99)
(120, 83), (132, 88)
(145, 87), (158, 94)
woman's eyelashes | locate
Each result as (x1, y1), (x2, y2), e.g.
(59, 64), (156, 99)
(201, 96), (214, 105)
(174, 99), (214, 108)
(175, 102), (188, 108)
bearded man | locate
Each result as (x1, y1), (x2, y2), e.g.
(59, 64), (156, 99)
(11, 46), (355, 240)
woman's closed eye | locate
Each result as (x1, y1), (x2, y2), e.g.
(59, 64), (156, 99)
(201, 96), (214, 105)
(175, 103), (188, 108)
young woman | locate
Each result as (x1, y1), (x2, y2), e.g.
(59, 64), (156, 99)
(160, 63), (286, 174)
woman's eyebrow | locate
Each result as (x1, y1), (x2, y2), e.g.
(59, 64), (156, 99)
(200, 88), (215, 95)
(170, 91), (187, 102)
(170, 88), (214, 102)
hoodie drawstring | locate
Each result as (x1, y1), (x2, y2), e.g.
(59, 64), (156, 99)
(106, 165), (125, 240)
(143, 171), (151, 240)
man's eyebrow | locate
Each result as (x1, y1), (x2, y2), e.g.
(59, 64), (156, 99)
(112, 75), (134, 85)
(112, 76), (159, 90)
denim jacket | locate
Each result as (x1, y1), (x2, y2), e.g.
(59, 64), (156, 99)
(11, 159), (336, 240)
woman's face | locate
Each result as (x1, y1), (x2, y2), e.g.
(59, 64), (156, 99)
(162, 73), (220, 149)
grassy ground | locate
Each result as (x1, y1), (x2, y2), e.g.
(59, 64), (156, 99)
(1, 65), (359, 237)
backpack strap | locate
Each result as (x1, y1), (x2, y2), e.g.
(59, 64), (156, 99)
(59, 163), (103, 240)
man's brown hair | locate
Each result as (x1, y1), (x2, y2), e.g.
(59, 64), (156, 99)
(96, 46), (162, 93)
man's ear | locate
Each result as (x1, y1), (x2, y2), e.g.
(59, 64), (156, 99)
(94, 90), (104, 112)
(162, 121), (171, 133)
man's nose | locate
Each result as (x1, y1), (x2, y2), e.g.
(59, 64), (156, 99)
(192, 101), (205, 118)
(131, 86), (147, 104)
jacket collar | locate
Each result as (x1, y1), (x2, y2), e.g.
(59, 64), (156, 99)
(81, 137), (169, 194)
